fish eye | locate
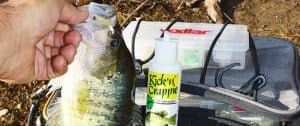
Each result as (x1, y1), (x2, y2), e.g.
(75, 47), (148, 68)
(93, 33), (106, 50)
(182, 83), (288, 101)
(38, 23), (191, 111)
(111, 39), (120, 48)
(92, 15), (97, 21)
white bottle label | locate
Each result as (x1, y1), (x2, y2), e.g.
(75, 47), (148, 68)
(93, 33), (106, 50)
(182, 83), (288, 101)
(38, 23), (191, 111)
(146, 70), (180, 126)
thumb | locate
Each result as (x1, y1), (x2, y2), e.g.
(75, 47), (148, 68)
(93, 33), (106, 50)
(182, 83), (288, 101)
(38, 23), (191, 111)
(60, 2), (89, 24)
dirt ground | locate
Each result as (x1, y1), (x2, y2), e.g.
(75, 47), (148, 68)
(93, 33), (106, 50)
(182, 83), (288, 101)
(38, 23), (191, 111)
(0, 0), (299, 125)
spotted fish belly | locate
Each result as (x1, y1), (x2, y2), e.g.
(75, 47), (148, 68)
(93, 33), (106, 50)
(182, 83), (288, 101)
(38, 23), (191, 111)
(74, 73), (133, 125)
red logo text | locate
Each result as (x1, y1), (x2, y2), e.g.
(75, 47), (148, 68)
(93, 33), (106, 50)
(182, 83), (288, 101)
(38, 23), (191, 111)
(160, 28), (211, 35)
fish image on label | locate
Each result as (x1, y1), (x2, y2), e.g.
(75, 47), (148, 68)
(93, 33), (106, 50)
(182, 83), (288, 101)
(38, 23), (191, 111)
(146, 32), (182, 126)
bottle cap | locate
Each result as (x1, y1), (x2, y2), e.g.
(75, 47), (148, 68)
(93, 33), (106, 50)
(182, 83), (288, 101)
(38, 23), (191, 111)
(154, 32), (179, 63)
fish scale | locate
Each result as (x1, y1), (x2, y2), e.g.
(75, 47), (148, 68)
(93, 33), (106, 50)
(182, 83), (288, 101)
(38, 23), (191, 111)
(75, 75), (129, 124)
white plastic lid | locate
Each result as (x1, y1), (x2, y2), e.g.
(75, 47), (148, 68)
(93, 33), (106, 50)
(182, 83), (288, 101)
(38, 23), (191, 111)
(154, 32), (179, 63)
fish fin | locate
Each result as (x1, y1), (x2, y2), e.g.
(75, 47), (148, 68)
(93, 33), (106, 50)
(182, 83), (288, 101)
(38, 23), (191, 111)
(128, 104), (144, 126)
(45, 91), (64, 126)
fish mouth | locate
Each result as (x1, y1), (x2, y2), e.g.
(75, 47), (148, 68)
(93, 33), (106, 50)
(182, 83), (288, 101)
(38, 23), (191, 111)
(74, 2), (118, 48)
(88, 3), (116, 19)
(84, 2), (117, 27)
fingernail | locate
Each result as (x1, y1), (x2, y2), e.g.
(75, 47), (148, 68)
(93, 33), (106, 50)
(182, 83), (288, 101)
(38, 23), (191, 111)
(55, 23), (71, 32)
(46, 60), (55, 79)
(48, 72), (56, 79)
(79, 6), (88, 11)
(79, 7), (89, 17)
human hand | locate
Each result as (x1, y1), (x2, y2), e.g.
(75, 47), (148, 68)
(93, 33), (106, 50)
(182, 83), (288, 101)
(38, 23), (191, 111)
(0, 0), (88, 83)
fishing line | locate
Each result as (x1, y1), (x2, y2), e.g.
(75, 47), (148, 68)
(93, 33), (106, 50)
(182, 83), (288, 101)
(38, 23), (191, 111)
(42, 91), (58, 121)
(131, 18), (143, 62)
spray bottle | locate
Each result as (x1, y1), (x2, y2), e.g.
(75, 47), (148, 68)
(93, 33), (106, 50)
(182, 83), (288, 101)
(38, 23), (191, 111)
(146, 32), (182, 126)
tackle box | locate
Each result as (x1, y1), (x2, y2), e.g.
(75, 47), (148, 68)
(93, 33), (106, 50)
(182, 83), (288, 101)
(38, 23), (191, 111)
(123, 21), (249, 70)
(134, 36), (300, 126)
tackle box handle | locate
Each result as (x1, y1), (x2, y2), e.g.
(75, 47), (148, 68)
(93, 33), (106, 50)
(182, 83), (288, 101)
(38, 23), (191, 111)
(199, 22), (266, 101)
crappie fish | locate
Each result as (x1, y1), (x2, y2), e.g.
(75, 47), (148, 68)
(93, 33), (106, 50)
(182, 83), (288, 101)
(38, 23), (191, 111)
(45, 3), (143, 126)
